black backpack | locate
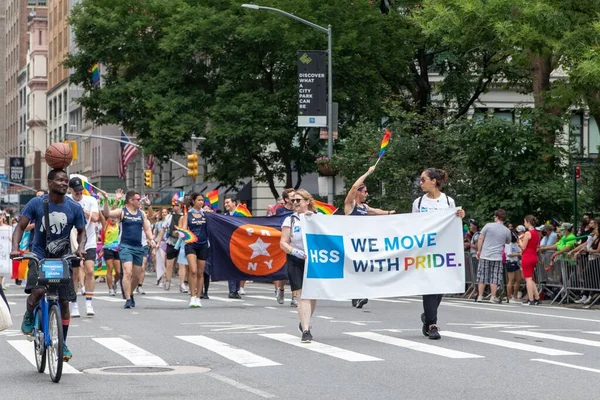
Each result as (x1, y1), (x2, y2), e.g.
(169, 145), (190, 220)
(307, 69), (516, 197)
(168, 213), (182, 239)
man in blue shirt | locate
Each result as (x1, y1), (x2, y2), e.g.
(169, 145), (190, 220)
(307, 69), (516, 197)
(10, 169), (86, 361)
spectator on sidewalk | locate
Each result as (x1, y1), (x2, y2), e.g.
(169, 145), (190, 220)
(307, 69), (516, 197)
(476, 209), (511, 303)
(505, 227), (522, 302)
(540, 223), (577, 263)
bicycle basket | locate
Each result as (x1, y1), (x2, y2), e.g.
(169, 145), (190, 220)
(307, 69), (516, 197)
(38, 259), (71, 285)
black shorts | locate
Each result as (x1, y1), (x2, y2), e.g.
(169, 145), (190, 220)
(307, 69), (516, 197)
(104, 249), (120, 261)
(287, 255), (305, 292)
(85, 248), (97, 262)
(25, 264), (77, 302)
(505, 261), (520, 273)
(166, 244), (179, 260)
(185, 243), (209, 261)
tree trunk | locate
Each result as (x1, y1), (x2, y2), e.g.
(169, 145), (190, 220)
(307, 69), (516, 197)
(530, 53), (552, 108)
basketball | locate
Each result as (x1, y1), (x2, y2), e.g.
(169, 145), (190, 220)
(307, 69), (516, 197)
(45, 142), (73, 170)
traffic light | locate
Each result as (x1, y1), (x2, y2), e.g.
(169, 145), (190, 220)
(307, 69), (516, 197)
(64, 140), (78, 161)
(144, 169), (153, 188)
(187, 153), (199, 178)
(575, 164), (581, 180)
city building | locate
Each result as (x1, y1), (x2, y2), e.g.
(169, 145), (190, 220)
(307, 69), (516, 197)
(0, 0), (6, 175)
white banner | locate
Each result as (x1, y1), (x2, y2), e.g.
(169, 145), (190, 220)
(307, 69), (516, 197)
(0, 226), (11, 275)
(300, 209), (465, 300)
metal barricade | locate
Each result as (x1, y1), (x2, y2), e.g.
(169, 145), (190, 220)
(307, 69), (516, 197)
(535, 250), (567, 304)
(561, 254), (600, 308)
(463, 252), (477, 298)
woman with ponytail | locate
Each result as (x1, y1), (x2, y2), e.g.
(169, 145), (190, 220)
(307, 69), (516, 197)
(519, 215), (541, 305)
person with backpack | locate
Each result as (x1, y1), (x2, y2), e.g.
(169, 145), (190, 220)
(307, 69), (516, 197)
(156, 199), (185, 291)
(413, 168), (465, 340)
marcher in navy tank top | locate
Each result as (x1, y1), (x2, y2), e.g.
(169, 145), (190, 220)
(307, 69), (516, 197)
(344, 166), (396, 309)
(99, 189), (157, 309)
(180, 193), (210, 309)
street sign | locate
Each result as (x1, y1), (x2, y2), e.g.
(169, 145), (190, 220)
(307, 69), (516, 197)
(0, 174), (6, 195)
(9, 157), (25, 185)
(297, 51), (327, 127)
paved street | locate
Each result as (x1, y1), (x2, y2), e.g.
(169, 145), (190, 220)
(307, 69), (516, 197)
(3, 279), (600, 399)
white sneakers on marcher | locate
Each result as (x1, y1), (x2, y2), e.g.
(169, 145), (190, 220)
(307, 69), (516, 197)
(71, 302), (80, 318)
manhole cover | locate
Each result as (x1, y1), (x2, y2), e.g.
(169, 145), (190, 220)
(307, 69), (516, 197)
(105, 366), (174, 373)
(84, 365), (210, 376)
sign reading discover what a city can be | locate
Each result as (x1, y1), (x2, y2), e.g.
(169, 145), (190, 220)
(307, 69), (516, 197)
(297, 50), (327, 127)
(9, 157), (25, 185)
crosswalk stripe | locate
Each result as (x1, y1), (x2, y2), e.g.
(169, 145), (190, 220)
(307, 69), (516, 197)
(8, 340), (82, 374)
(144, 296), (187, 303)
(442, 331), (581, 356)
(208, 296), (243, 303)
(176, 335), (280, 367)
(93, 297), (124, 303)
(345, 332), (483, 359)
(370, 299), (411, 304)
(260, 333), (382, 362)
(246, 295), (277, 301)
(531, 358), (600, 374)
(503, 330), (600, 348)
(583, 331), (600, 336)
(93, 338), (168, 366)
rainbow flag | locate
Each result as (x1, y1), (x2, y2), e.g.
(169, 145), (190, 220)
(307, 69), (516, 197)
(233, 203), (252, 217)
(174, 226), (198, 244)
(91, 63), (100, 87)
(172, 191), (185, 206)
(314, 200), (337, 215)
(378, 129), (391, 160)
(205, 189), (218, 211)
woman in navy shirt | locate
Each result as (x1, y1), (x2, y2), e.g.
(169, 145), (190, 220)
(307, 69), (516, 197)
(180, 193), (209, 309)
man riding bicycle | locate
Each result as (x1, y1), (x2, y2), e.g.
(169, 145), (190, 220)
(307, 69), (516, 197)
(10, 169), (86, 361)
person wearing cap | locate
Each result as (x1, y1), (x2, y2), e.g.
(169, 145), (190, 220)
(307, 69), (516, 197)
(68, 176), (100, 317)
(155, 198), (185, 292)
(540, 223), (577, 262)
(539, 224), (558, 248)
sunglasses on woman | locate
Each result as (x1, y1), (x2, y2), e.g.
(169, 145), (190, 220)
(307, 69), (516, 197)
(290, 198), (304, 204)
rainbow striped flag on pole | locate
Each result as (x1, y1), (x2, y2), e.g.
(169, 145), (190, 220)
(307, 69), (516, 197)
(205, 189), (219, 211)
(313, 200), (337, 215)
(233, 203), (252, 217)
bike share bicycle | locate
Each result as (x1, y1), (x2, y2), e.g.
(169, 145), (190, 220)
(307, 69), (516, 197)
(16, 253), (79, 383)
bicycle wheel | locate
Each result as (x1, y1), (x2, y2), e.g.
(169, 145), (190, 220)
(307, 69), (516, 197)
(34, 308), (46, 373)
(47, 304), (64, 383)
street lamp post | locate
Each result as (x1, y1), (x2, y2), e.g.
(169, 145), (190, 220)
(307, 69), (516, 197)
(242, 4), (334, 203)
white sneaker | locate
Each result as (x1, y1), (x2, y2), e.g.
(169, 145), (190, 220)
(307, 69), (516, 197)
(476, 296), (483, 303)
(490, 296), (501, 304)
(108, 288), (115, 296)
(239, 288), (245, 295)
(80, 286), (86, 296)
(583, 295), (593, 305)
(575, 295), (587, 304)
(277, 289), (285, 304)
(71, 302), (80, 318)
(86, 303), (95, 316)
(196, 297), (202, 308)
(189, 297), (197, 308)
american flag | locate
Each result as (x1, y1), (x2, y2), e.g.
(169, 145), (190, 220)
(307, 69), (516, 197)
(118, 130), (138, 180)
(145, 155), (155, 173)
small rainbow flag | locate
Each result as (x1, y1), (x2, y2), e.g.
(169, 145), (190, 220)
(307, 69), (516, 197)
(174, 226), (198, 244)
(83, 181), (99, 199)
(378, 128), (391, 160)
(205, 189), (218, 211)
(91, 63), (100, 87)
(233, 203), (252, 217)
(172, 191), (185, 206)
(314, 200), (337, 215)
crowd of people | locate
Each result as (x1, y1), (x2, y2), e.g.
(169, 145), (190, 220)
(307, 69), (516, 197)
(1, 164), (597, 360)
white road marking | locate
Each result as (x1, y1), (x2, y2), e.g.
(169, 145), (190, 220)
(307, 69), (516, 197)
(8, 340), (82, 374)
(205, 372), (276, 398)
(93, 297), (123, 303)
(370, 298), (411, 304)
(176, 335), (280, 367)
(443, 331), (581, 356)
(531, 358), (600, 374)
(144, 296), (187, 303)
(100, 326), (113, 331)
(264, 306), (277, 310)
(246, 295), (277, 301)
(317, 316), (334, 320)
(208, 296), (243, 303)
(504, 330), (600, 348)
(346, 332), (483, 359)
(93, 338), (168, 366)
(261, 333), (382, 362)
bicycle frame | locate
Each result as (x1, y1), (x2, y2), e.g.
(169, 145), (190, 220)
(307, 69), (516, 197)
(33, 290), (61, 348)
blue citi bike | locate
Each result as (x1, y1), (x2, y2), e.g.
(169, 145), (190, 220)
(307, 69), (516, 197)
(16, 253), (79, 383)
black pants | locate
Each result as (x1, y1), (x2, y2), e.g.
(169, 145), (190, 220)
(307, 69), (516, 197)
(422, 294), (443, 325)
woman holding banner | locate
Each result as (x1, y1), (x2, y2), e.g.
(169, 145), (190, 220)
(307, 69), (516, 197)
(413, 168), (465, 340)
(280, 189), (317, 343)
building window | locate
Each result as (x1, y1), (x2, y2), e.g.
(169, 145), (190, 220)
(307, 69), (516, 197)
(589, 117), (600, 155)
(58, 94), (62, 116)
(39, 31), (42, 46)
(570, 113), (583, 155)
(493, 109), (515, 123)
(63, 90), (67, 112)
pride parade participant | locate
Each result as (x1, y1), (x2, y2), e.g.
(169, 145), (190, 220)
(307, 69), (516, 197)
(344, 166), (395, 309)
(99, 211), (121, 296)
(99, 189), (157, 309)
(180, 193), (210, 308)
(413, 168), (465, 340)
(280, 189), (317, 343)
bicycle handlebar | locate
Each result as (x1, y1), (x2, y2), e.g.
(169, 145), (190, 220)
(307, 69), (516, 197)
(13, 254), (81, 263)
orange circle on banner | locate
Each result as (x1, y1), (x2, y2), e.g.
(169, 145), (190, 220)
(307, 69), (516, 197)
(229, 224), (286, 276)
